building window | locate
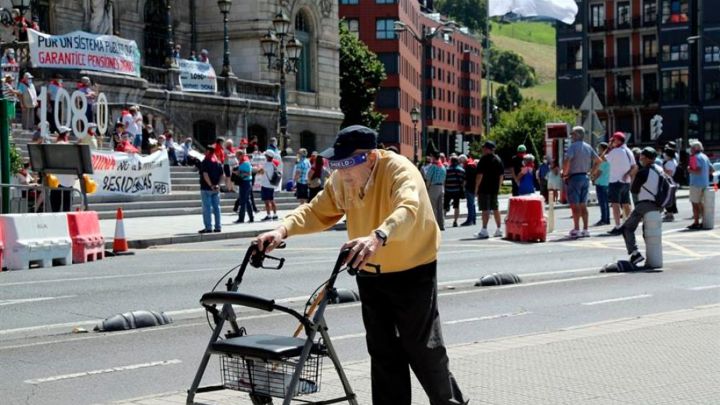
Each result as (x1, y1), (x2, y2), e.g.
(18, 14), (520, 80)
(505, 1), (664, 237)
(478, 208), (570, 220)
(376, 88), (399, 108)
(590, 40), (604, 69)
(643, 0), (657, 25)
(617, 37), (630, 67)
(705, 82), (720, 101)
(643, 35), (657, 64)
(706, 119), (720, 142)
(342, 19), (359, 36)
(591, 77), (606, 103)
(661, 0), (689, 24)
(376, 19), (397, 39)
(662, 43), (689, 62)
(643, 73), (658, 101)
(295, 11), (313, 92)
(617, 74), (632, 103)
(377, 53), (399, 74)
(340, 0), (358, 4)
(376, 0), (397, 3)
(705, 46), (720, 63)
(589, 3), (605, 29)
(565, 42), (582, 71)
(661, 69), (688, 102)
(617, 2), (631, 28)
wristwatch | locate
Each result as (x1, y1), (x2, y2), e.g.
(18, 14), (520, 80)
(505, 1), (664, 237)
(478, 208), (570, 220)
(373, 229), (388, 246)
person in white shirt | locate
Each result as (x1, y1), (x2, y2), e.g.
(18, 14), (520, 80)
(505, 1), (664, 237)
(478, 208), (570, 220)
(661, 146), (678, 222)
(602, 132), (638, 234)
(257, 150), (281, 221)
(132, 106), (143, 148)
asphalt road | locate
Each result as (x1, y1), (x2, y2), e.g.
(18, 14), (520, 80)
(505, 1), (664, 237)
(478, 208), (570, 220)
(1, 198), (718, 404)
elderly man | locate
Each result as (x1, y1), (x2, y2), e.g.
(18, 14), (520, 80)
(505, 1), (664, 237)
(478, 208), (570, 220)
(602, 132), (637, 235)
(687, 141), (714, 229)
(256, 125), (467, 405)
(563, 126), (602, 238)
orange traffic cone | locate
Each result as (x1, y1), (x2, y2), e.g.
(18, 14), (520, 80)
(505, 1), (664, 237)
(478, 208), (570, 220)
(112, 208), (129, 253)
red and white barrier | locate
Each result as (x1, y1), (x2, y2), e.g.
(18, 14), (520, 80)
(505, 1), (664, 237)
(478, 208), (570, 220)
(0, 214), (72, 270)
(67, 211), (105, 264)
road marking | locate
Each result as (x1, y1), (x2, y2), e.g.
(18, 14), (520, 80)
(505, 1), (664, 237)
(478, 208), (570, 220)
(440, 274), (626, 298)
(581, 294), (652, 306)
(662, 240), (704, 258)
(332, 332), (366, 341)
(443, 311), (531, 325)
(24, 359), (182, 384)
(0, 295), (77, 306)
(688, 284), (720, 291)
(0, 267), (227, 287)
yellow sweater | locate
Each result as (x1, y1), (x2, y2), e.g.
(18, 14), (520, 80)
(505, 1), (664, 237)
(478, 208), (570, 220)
(282, 150), (440, 273)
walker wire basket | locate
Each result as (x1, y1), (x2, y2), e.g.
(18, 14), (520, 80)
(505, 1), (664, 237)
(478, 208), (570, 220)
(220, 352), (324, 398)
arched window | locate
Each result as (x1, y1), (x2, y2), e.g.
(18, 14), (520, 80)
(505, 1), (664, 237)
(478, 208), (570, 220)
(248, 124), (268, 150)
(193, 120), (217, 148)
(144, 0), (169, 67)
(299, 130), (316, 152)
(295, 12), (313, 92)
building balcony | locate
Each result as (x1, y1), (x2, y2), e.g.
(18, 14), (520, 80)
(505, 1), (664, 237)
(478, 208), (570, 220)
(589, 23), (606, 33)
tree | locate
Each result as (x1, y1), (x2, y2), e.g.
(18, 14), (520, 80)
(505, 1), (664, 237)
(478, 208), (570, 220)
(496, 82), (523, 111)
(435, 0), (487, 34)
(486, 47), (538, 88)
(339, 22), (387, 130)
(482, 99), (576, 162)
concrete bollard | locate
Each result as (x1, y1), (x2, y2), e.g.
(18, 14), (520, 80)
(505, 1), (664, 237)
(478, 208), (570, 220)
(643, 210), (663, 268)
(702, 187), (716, 230)
(547, 198), (555, 234)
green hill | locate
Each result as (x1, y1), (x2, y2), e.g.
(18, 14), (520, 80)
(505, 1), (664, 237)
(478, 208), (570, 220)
(489, 21), (557, 103)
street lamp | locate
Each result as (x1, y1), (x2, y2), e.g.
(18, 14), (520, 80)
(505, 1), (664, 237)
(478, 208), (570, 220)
(395, 19), (456, 158)
(261, 10), (302, 152)
(217, 0), (233, 97)
(410, 106), (420, 164)
(165, 0), (175, 68)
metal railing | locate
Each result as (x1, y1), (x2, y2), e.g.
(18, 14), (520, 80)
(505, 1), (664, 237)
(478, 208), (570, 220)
(0, 183), (84, 214)
(141, 65), (169, 88)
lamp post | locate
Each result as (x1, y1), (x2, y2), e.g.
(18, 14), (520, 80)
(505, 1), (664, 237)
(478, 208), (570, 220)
(165, 0), (175, 68)
(260, 11), (302, 152)
(410, 106), (420, 164)
(217, 0), (233, 97)
(395, 20), (456, 158)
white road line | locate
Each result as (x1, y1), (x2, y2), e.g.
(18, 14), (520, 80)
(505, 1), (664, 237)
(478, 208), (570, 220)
(0, 267), (226, 287)
(688, 284), (720, 291)
(581, 294), (652, 306)
(24, 359), (182, 384)
(0, 295), (77, 306)
(443, 311), (531, 325)
(332, 333), (366, 341)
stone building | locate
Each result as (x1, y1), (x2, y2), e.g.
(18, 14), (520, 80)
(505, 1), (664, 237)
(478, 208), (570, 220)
(4, 0), (343, 151)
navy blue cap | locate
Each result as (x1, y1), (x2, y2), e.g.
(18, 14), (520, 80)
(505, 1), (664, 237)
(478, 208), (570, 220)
(320, 125), (378, 160)
(482, 140), (496, 150)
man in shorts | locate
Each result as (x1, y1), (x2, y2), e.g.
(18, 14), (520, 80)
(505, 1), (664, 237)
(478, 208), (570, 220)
(687, 141), (714, 229)
(602, 132), (637, 235)
(563, 126), (602, 238)
(474, 141), (504, 239)
(258, 150), (280, 221)
(293, 148), (311, 204)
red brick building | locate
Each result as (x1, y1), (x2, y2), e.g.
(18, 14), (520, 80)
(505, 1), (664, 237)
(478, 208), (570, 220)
(340, 0), (483, 159)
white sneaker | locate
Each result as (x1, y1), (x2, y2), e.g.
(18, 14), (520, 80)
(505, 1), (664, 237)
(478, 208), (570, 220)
(580, 229), (590, 238)
(493, 228), (503, 238)
(569, 229), (580, 238)
(474, 229), (489, 239)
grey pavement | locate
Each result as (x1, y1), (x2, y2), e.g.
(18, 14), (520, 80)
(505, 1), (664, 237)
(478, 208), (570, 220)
(110, 304), (720, 405)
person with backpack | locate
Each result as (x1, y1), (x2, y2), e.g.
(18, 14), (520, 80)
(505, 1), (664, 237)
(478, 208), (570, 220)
(233, 149), (255, 224)
(257, 150), (282, 221)
(661, 146), (679, 222)
(621, 147), (671, 266)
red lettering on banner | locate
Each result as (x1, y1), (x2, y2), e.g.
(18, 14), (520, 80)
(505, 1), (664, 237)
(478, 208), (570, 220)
(91, 154), (117, 171)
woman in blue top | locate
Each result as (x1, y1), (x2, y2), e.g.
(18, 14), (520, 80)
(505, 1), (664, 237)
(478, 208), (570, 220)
(517, 154), (536, 195)
(233, 150), (255, 224)
(592, 142), (611, 225)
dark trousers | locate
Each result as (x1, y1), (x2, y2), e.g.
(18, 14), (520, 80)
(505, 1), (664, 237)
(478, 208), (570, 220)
(356, 261), (467, 405)
(236, 180), (254, 221)
(622, 201), (660, 254)
(50, 187), (72, 212)
(596, 185), (610, 223)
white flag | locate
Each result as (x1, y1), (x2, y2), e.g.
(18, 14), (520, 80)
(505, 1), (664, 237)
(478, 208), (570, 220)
(489, 0), (579, 25)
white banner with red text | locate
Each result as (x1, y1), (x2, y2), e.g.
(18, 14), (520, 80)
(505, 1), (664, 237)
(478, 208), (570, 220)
(27, 29), (141, 77)
(90, 150), (172, 196)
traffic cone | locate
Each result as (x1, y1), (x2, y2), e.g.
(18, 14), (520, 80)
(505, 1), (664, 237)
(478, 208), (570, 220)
(112, 208), (129, 254)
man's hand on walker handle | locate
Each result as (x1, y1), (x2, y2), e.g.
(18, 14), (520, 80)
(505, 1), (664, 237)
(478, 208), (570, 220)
(254, 226), (287, 254)
(342, 233), (383, 270)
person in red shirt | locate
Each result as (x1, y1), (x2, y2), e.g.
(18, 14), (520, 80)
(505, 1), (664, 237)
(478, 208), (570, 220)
(213, 138), (225, 163)
(115, 133), (139, 154)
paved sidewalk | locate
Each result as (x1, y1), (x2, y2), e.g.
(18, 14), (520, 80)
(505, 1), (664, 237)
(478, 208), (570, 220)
(110, 304), (720, 405)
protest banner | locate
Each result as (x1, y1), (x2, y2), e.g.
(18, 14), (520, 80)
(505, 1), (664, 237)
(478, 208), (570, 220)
(90, 150), (172, 196)
(28, 29), (141, 77)
(178, 59), (217, 93)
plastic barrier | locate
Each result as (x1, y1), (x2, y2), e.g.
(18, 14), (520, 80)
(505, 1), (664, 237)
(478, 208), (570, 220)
(67, 211), (105, 264)
(0, 214), (72, 270)
(505, 196), (547, 242)
(643, 210), (663, 268)
(702, 187), (716, 230)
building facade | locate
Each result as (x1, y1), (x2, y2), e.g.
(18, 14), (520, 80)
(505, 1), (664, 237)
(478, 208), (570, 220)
(557, 0), (719, 151)
(4, 0), (343, 151)
(339, 0), (482, 159)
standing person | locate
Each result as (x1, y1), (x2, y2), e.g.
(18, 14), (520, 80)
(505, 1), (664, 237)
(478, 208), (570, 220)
(621, 147), (664, 266)
(17, 72), (37, 130)
(459, 154), (477, 226)
(293, 148), (311, 204)
(199, 147), (223, 233)
(222, 139), (237, 192)
(308, 155), (330, 201)
(547, 159), (562, 203)
(537, 156), (550, 203)
(182, 137), (194, 165)
(233, 149), (254, 224)
(511, 145), (527, 196)
(164, 130), (179, 165)
(122, 106), (140, 148)
(474, 141), (504, 239)
(76, 76), (96, 123)
(199, 49), (210, 63)
(687, 141), (713, 230)
(258, 150), (281, 221)
(255, 125), (467, 405)
(661, 146), (678, 222)
(443, 156), (465, 227)
(267, 136), (280, 154)
(603, 132), (637, 235)
(47, 73), (63, 134)
(517, 154), (536, 196)
(592, 142), (611, 226)
(563, 126), (602, 238)
(425, 152), (447, 231)
(2, 74), (20, 123)
(141, 124), (154, 155)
